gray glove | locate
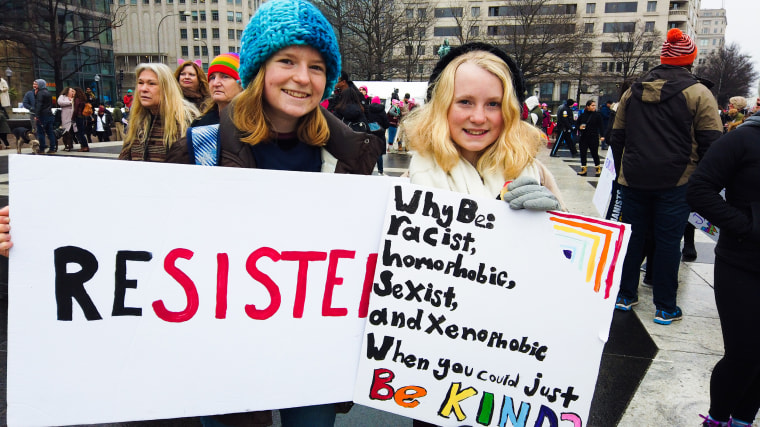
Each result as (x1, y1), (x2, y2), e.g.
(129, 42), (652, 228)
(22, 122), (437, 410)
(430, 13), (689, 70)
(500, 177), (560, 211)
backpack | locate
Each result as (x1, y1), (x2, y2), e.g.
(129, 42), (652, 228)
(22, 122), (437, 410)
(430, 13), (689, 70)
(82, 103), (93, 117)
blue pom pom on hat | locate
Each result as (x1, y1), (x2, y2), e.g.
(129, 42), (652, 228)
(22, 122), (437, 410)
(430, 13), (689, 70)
(238, 0), (341, 100)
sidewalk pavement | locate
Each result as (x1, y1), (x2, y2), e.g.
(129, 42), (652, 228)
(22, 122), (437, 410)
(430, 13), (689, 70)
(0, 142), (742, 426)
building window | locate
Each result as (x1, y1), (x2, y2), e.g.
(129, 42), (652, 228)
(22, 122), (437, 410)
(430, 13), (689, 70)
(417, 45), (425, 56)
(604, 2), (637, 13)
(180, 28), (188, 39)
(405, 8), (413, 19)
(470, 26), (479, 37)
(212, 10), (218, 21)
(194, 46), (200, 56)
(417, 8), (426, 18)
(213, 45), (220, 56)
(228, 45), (236, 52)
(212, 28), (219, 39)
(236, 29), (242, 39)
(643, 41), (653, 51)
(180, 8), (188, 18)
(418, 64), (424, 74)
(227, 11), (233, 21)
(646, 1), (657, 12)
(193, 28), (199, 38)
(434, 7), (463, 18)
(699, 39), (709, 47)
(405, 45), (412, 56)
(471, 6), (480, 17)
(585, 23), (594, 33)
(228, 29), (234, 39)
(201, 46), (208, 56)
(702, 28), (709, 34)
(154, 0), (160, 4)
(601, 62), (607, 72)
(434, 26), (461, 37)
(601, 42), (633, 52)
(201, 28), (207, 38)
(603, 22), (636, 33)
(191, 11), (198, 21)
(643, 61), (650, 71)
(418, 28), (425, 38)
(586, 3), (595, 13)
(235, 12), (242, 22)
(142, 0), (148, 4)
(200, 10), (206, 21)
(181, 46), (189, 57)
(644, 21), (655, 32)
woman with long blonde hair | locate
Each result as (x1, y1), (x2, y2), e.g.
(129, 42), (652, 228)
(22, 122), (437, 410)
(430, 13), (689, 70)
(174, 61), (212, 111)
(119, 63), (199, 162)
(406, 43), (564, 210)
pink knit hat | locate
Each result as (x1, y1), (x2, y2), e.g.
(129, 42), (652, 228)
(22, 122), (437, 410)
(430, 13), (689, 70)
(371, 96), (381, 104)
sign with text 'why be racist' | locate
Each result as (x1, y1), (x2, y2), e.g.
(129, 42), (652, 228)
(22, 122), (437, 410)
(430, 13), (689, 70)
(353, 183), (624, 426)
(7, 155), (393, 426)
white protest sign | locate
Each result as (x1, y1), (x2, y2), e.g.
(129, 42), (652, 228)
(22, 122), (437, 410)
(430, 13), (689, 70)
(353, 183), (628, 426)
(592, 147), (615, 217)
(7, 155), (392, 426)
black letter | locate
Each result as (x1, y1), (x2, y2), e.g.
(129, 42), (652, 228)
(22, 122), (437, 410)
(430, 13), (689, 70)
(113, 250), (152, 316)
(55, 246), (101, 321)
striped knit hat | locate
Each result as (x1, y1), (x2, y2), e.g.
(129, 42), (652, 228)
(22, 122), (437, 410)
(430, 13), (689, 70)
(661, 28), (697, 67)
(208, 53), (240, 82)
(238, 0), (340, 100)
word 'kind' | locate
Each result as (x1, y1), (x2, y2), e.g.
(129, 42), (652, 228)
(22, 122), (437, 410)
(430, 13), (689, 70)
(54, 245), (378, 322)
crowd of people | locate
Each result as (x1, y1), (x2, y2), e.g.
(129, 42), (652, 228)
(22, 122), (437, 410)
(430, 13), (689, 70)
(0, 2), (757, 427)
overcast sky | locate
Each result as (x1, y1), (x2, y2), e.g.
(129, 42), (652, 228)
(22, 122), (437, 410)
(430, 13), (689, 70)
(700, 0), (759, 95)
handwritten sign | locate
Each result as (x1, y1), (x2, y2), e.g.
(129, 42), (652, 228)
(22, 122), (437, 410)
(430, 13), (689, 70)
(353, 184), (629, 426)
(7, 155), (392, 426)
(592, 147), (616, 218)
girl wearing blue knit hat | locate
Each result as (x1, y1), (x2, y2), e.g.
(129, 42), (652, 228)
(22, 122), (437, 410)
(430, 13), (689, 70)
(216, 0), (381, 174)
(201, 1), (382, 426)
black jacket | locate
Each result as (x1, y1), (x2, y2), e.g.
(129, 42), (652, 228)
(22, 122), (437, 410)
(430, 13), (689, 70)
(687, 112), (760, 271)
(576, 110), (603, 143)
(34, 88), (53, 119)
(556, 102), (574, 131)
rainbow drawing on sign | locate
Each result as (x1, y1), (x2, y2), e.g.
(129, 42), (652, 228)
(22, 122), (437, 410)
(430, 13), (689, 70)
(548, 212), (627, 299)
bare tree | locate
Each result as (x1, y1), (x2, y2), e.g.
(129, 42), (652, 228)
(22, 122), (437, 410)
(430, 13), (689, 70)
(483, 0), (593, 85)
(315, 0), (433, 81)
(0, 0), (126, 94)
(695, 43), (759, 107)
(603, 20), (661, 87)
(445, 0), (484, 45)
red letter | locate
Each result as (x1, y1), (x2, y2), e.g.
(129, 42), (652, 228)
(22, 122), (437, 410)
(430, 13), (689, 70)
(216, 253), (229, 319)
(154, 248), (199, 323)
(322, 249), (355, 317)
(245, 247), (282, 320)
(358, 253), (378, 318)
(281, 251), (328, 318)
(369, 368), (395, 400)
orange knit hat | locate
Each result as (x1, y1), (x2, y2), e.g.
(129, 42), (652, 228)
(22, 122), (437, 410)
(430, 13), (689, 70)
(660, 28), (697, 66)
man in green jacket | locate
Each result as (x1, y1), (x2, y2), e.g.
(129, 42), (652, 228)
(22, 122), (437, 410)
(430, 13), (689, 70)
(610, 28), (723, 325)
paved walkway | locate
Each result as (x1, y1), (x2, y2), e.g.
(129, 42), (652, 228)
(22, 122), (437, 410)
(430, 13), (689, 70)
(0, 138), (745, 426)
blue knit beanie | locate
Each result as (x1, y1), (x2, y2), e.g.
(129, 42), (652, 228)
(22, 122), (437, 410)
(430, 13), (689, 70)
(239, 0), (340, 100)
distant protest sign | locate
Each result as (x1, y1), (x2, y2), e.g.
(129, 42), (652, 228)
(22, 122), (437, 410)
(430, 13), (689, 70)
(7, 155), (392, 426)
(353, 183), (629, 426)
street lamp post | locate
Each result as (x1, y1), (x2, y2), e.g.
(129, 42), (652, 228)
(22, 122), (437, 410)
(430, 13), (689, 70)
(157, 12), (191, 64)
(94, 74), (101, 105)
(194, 38), (210, 69)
